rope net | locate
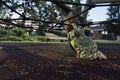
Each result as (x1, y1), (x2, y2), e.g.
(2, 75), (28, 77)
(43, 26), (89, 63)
(0, 0), (120, 29)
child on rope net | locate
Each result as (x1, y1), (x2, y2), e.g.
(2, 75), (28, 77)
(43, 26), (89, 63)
(63, 12), (107, 60)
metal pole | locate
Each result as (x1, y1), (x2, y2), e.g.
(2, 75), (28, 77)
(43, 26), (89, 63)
(91, 0), (120, 4)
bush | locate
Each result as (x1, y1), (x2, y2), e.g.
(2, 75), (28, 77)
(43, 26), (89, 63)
(0, 28), (53, 42)
(0, 28), (28, 41)
(0, 36), (23, 41)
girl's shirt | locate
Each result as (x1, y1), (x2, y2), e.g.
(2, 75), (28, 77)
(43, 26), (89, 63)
(68, 23), (96, 52)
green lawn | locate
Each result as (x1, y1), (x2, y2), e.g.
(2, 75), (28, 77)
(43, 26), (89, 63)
(95, 40), (120, 44)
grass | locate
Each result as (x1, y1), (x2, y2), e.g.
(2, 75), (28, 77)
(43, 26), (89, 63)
(95, 40), (120, 44)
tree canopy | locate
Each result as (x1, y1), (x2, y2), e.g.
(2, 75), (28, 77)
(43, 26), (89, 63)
(0, 0), (83, 30)
(0, 0), (83, 22)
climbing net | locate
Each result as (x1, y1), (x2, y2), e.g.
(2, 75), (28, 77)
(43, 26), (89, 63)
(0, 0), (120, 30)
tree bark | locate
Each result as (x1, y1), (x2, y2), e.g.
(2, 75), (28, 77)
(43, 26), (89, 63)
(50, 0), (74, 14)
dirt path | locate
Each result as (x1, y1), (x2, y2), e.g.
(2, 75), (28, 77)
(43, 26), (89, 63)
(0, 42), (120, 80)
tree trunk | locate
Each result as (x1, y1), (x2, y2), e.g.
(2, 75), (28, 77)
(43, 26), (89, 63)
(50, 0), (73, 14)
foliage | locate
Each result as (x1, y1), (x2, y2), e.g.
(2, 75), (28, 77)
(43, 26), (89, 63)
(106, 3), (120, 35)
(0, 0), (84, 37)
(0, 28), (47, 41)
(12, 27), (27, 37)
(36, 25), (45, 36)
(68, 0), (82, 13)
(0, 0), (83, 22)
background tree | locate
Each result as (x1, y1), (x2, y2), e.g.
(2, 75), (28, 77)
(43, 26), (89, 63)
(106, 2), (120, 35)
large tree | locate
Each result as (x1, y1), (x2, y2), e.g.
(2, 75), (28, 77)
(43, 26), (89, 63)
(0, 0), (83, 35)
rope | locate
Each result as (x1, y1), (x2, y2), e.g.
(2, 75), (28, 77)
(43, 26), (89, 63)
(0, 0), (120, 30)
(50, 5), (93, 29)
(0, 18), (120, 26)
(1, 1), (26, 19)
(62, 7), (93, 22)
(0, 18), (119, 30)
(0, 18), (33, 29)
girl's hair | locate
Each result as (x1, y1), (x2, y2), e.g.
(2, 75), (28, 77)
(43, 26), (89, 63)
(63, 12), (80, 24)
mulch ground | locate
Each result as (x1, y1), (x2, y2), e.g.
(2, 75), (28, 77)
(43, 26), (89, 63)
(0, 42), (120, 80)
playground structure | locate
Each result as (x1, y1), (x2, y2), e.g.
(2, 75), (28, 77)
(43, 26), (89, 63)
(0, 0), (120, 29)
(91, 0), (120, 4)
(0, 0), (120, 41)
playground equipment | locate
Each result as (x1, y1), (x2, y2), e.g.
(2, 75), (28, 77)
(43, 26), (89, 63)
(0, 0), (120, 29)
(50, 0), (120, 23)
(91, 0), (120, 4)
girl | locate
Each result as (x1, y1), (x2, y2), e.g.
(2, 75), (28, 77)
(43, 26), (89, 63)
(63, 12), (107, 60)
